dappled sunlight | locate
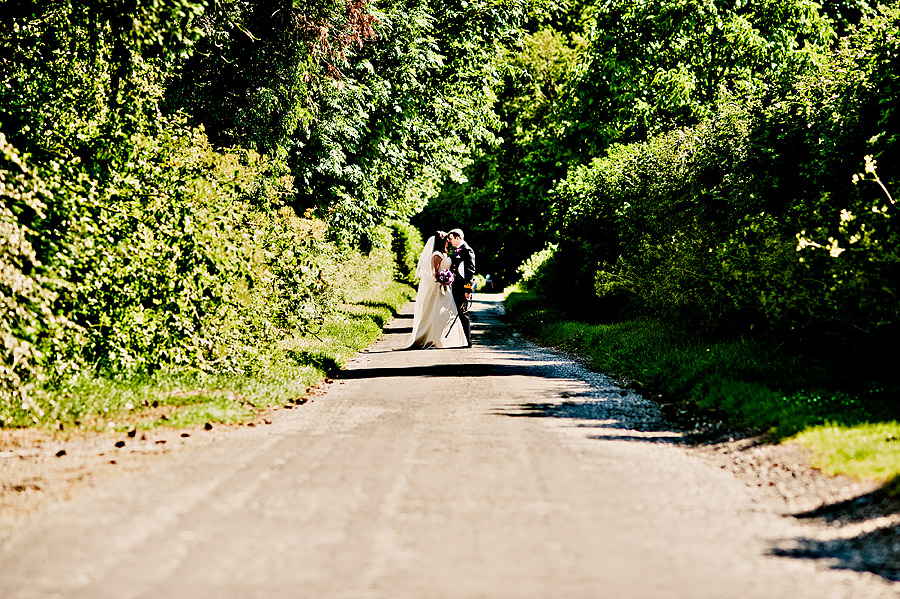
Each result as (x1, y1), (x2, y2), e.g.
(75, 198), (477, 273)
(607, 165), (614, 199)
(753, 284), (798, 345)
(494, 399), (683, 445)
(771, 510), (900, 582)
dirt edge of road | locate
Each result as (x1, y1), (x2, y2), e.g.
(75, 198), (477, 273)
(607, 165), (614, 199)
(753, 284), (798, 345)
(0, 380), (336, 532)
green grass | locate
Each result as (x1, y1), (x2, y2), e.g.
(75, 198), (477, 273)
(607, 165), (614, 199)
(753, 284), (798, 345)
(792, 422), (900, 483)
(504, 287), (900, 482)
(279, 281), (414, 374)
(3, 281), (414, 433)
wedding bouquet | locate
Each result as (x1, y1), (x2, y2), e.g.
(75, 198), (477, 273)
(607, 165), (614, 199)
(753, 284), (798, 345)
(436, 269), (454, 287)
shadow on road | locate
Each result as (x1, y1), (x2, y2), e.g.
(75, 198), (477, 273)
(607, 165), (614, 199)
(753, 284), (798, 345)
(385, 326), (413, 335)
(494, 400), (683, 445)
(769, 476), (900, 582)
(793, 479), (900, 525)
(770, 526), (900, 582)
(337, 362), (584, 381)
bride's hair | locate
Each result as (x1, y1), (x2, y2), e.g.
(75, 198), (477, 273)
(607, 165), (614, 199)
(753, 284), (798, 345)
(432, 231), (447, 253)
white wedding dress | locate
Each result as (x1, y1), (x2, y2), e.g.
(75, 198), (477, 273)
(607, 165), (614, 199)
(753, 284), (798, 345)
(409, 249), (468, 349)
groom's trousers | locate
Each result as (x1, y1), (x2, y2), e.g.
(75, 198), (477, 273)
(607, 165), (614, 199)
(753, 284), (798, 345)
(451, 284), (472, 346)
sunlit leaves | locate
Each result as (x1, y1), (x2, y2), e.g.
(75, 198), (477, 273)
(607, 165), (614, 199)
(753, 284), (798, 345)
(570, 0), (835, 152)
(292, 0), (530, 246)
(548, 2), (900, 349)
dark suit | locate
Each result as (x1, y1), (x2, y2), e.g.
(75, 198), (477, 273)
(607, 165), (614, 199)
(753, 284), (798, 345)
(449, 241), (475, 346)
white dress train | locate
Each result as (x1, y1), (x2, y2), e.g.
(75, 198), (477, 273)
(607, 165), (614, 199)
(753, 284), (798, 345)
(409, 252), (468, 349)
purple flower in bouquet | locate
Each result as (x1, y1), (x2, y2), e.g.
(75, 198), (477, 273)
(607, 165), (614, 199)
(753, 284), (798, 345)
(436, 269), (454, 286)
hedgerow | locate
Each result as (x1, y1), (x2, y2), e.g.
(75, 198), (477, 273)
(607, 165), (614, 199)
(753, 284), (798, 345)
(0, 122), (383, 425)
(546, 2), (899, 359)
(389, 220), (426, 285)
(1, 0), (522, 426)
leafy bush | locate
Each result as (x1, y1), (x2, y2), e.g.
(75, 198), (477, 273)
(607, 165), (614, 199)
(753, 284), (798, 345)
(516, 244), (558, 290)
(0, 118), (362, 416)
(0, 144), (410, 429)
(550, 2), (899, 354)
(0, 82), (414, 424)
(0, 0), (533, 427)
(568, 0), (835, 153)
(0, 135), (72, 419)
(1, 0), (421, 426)
(389, 220), (425, 284)
(753, 4), (900, 346)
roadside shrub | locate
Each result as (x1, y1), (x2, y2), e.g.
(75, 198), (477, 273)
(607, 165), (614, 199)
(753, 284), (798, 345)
(553, 104), (759, 325)
(550, 2), (899, 352)
(389, 220), (424, 284)
(333, 223), (397, 304)
(0, 0), (488, 427)
(754, 3), (900, 349)
(0, 135), (72, 419)
(0, 114), (384, 426)
(516, 243), (557, 291)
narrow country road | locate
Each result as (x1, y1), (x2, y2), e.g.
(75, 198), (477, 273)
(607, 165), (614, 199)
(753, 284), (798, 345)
(0, 295), (896, 598)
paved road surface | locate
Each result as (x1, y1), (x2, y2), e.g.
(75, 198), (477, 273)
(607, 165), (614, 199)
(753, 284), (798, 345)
(1, 295), (896, 598)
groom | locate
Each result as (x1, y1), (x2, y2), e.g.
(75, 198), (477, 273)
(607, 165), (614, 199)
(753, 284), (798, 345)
(447, 229), (475, 348)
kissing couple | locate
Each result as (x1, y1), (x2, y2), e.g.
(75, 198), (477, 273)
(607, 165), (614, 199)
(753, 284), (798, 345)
(406, 229), (475, 349)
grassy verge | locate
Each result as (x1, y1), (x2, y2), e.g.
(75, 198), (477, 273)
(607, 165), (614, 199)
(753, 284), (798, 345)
(8, 281), (414, 435)
(504, 286), (900, 484)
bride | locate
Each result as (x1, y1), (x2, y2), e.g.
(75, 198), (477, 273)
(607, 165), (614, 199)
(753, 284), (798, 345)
(407, 231), (468, 349)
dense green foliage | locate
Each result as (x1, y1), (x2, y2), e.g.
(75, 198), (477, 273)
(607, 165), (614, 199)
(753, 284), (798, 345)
(0, 0), (529, 425)
(551, 4), (899, 351)
(415, 2), (591, 282)
(414, 0), (900, 442)
(463, 2), (899, 367)
(418, 0), (878, 285)
(494, 2), (900, 479)
(568, 0), (836, 149)
(389, 220), (426, 285)
(165, 0), (531, 246)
